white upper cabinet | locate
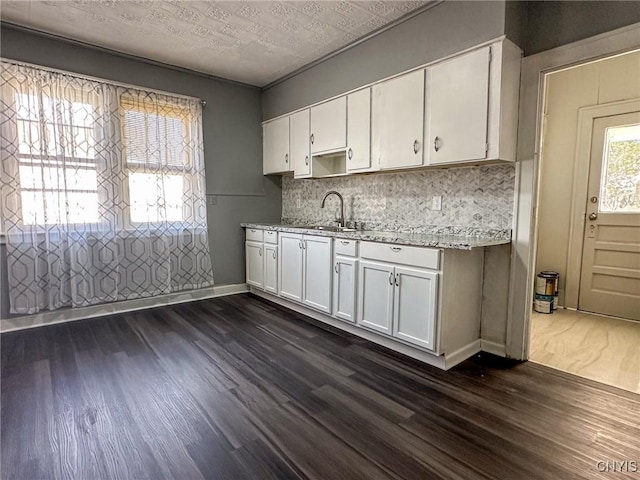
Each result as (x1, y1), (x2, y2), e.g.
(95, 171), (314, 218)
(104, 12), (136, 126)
(426, 42), (521, 165)
(310, 97), (347, 154)
(346, 88), (372, 172)
(263, 116), (290, 174)
(372, 69), (425, 170)
(426, 47), (490, 165)
(290, 109), (311, 178)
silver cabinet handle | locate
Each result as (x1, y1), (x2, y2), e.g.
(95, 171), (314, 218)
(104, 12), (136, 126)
(395, 274), (399, 287)
(305, 155), (309, 165)
(335, 263), (339, 274)
(390, 246), (401, 252)
(259, 248), (262, 256)
(250, 229), (256, 233)
(310, 133), (314, 144)
(298, 240), (302, 249)
(302, 240), (307, 249)
(285, 153), (289, 163)
(389, 272), (394, 285)
(413, 140), (419, 154)
(272, 250), (277, 259)
(434, 136), (440, 152)
(341, 241), (350, 245)
(348, 148), (353, 160)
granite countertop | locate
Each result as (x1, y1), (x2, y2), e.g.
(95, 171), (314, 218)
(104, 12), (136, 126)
(241, 223), (510, 250)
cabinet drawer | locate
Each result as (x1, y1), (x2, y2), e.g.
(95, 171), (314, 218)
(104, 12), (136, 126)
(334, 238), (358, 257)
(246, 228), (264, 242)
(360, 242), (440, 270)
(264, 230), (278, 244)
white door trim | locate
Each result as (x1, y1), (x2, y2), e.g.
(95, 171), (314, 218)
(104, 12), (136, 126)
(564, 100), (640, 309)
(507, 22), (640, 360)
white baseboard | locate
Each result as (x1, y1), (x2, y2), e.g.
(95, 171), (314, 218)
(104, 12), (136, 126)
(0, 283), (248, 333)
(481, 339), (507, 357)
(444, 340), (482, 369)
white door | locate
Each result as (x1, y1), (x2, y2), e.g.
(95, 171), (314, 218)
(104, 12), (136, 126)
(392, 267), (438, 351)
(579, 112), (640, 321)
(245, 241), (264, 289)
(372, 70), (425, 170)
(357, 260), (394, 335)
(426, 46), (490, 165)
(310, 96), (347, 154)
(291, 109), (311, 178)
(264, 244), (278, 295)
(279, 233), (303, 302)
(263, 116), (290, 174)
(333, 256), (357, 322)
(302, 235), (332, 313)
(347, 88), (372, 172)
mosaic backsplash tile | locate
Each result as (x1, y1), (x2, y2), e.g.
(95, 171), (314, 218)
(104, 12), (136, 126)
(281, 164), (515, 238)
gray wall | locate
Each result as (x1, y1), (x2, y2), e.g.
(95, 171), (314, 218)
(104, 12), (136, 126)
(262, 1), (509, 120)
(0, 25), (281, 317)
(524, 1), (640, 56)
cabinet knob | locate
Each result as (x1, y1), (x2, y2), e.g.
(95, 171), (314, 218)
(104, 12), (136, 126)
(335, 263), (339, 274)
(341, 241), (350, 245)
(390, 246), (401, 252)
(347, 148), (353, 160)
(298, 240), (302, 249)
(310, 133), (314, 144)
(389, 272), (394, 285)
(259, 248), (262, 256)
(413, 140), (419, 154)
(305, 155), (309, 165)
(434, 136), (440, 152)
(285, 153), (289, 163)
(272, 250), (277, 259)
(395, 274), (400, 287)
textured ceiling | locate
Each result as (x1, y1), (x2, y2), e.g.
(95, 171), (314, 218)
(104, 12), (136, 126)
(1, 1), (433, 86)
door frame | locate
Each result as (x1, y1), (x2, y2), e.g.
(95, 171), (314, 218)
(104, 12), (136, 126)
(565, 100), (640, 310)
(506, 22), (640, 360)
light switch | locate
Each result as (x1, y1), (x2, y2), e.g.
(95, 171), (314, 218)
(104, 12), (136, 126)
(432, 195), (442, 211)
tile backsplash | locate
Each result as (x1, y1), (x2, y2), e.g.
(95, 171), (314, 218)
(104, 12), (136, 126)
(281, 164), (515, 238)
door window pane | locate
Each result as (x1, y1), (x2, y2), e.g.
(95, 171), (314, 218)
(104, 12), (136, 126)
(600, 123), (640, 213)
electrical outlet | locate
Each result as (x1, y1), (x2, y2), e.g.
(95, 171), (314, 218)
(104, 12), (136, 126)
(208, 195), (217, 205)
(432, 195), (442, 211)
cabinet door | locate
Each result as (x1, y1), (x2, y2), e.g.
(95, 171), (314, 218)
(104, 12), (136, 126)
(310, 96), (347, 154)
(264, 244), (278, 294)
(372, 70), (425, 170)
(279, 233), (303, 302)
(426, 47), (490, 165)
(347, 88), (371, 172)
(357, 260), (394, 335)
(245, 241), (264, 289)
(302, 235), (332, 313)
(333, 256), (357, 323)
(290, 109), (311, 178)
(392, 267), (438, 351)
(263, 116), (290, 174)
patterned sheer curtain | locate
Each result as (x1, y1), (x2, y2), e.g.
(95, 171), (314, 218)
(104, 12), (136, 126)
(0, 61), (214, 315)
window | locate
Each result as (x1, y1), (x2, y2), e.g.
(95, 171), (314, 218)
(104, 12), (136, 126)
(15, 91), (100, 225)
(120, 97), (192, 224)
(599, 123), (640, 213)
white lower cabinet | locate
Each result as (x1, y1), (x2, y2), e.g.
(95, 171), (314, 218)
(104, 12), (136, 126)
(245, 241), (264, 288)
(279, 233), (303, 302)
(358, 260), (395, 335)
(393, 266), (438, 350)
(264, 244), (278, 294)
(333, 256), (357, 323)
(358, 261), (438, 350)
(302, 235), (332, 314)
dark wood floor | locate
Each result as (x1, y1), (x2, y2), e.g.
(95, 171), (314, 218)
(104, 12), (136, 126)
(2, 294), (639, 480)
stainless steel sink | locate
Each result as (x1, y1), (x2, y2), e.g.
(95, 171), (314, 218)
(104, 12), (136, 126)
(289, 225), (358, 232)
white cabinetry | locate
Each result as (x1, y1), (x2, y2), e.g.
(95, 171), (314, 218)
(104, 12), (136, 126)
(358, 260), (395, 334)
(279, 233), (304, 302)
(333, 239), (358, 323)
(426, 42), (520, 165)
(263, 117), (290, 174)
(302, 236), (332, 313)
(291, 109), (311, 178)
(346, 88), (372, 172)
(372, 70), (425, 170)
(310, 97), (347, 154)
(264, 244), (278, 294)
(245, 241), (264, 288)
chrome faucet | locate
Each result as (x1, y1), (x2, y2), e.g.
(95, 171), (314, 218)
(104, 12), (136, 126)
(321, 191), (345, 228)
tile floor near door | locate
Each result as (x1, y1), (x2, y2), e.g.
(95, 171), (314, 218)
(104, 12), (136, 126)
(530, 308), (640, 394)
